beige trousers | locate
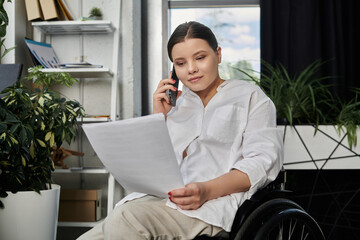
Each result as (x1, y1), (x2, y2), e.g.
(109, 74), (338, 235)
(77, 195), (226, 240)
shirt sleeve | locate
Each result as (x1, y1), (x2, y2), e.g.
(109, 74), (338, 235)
(231, 91), (284, 196)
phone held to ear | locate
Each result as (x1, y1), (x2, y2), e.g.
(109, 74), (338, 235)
(166, 66), (179, 107)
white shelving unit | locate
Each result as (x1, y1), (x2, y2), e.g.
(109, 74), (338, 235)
(40, 67), (113, 78)
(33, 19), (120, 227)
(32, 20), (114, 35)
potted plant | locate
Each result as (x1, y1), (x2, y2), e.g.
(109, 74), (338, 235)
(239, 61), (360, 238)
(0, 67), (85, 240)
(89, 7), (103, 20)
(237, 60), (360, 168)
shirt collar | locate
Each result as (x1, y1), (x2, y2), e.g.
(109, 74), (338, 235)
(217, 80), (229, 92)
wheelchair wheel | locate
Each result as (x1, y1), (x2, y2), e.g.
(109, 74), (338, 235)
(233, 198), (303, 240)
(254, 208), (325, 240)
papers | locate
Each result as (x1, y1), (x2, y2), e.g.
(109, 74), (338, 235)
(82, 113), (184, 198)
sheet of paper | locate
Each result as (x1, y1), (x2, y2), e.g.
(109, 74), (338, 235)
(82, 113), (184, 198)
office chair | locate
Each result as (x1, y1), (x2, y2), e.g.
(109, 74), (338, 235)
(0, 63), (23, 94)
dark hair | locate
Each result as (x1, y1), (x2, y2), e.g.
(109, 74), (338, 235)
(167, 21), (218, 62)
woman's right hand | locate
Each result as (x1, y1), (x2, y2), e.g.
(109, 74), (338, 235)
(153, 71), (181, 116)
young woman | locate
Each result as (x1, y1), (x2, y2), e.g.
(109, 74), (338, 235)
(78, 21), (283, 240)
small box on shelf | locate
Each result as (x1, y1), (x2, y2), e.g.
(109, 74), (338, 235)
(59, 189), (102, 222)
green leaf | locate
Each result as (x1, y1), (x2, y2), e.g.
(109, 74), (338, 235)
(44, 93), (51, 99)
(9, 135), (18, 144)
(45, 131), (52, 141)
(0, 132), (6, 141)
(7, 99), (15, 105)
(21, 155), (26, 166)
(36, 139), (46, 147)
(10, 123), (19, 133)
(1, 45), (16, 59)
(37, 107), (44, 114)
(29, 143), (35, 158)
(66, 106), (77, 116)
(62, 112), (66, 123)
(19, 127), (27, 142)
(50, 133), (55, 147)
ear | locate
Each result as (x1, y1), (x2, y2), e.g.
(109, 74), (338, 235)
(216, 46), (222, 63)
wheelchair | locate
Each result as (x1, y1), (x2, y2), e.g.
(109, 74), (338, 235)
(195, 171), (325, 240)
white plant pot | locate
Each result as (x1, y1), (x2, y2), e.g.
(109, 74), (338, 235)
(278, 125), (360, 169)
(0, 184), (60, 240)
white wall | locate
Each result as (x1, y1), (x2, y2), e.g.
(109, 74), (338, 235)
(2, 0), (32, 71)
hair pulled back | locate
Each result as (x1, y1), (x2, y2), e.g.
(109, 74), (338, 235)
(167, 21), (218, 62)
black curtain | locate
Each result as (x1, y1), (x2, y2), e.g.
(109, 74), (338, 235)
(260, 0), (360, 101)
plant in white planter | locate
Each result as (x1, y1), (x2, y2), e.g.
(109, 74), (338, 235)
(238, 60), (360, 150)
(237, 60), (360, 170)
(0, 69), (84, 207)
(0, 67), (84, 239)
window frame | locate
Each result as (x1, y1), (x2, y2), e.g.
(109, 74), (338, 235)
(168, 0), (261, 80)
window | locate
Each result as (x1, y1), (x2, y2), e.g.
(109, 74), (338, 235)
(169, 1), (260, 80)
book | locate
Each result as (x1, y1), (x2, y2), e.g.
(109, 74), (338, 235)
(56, 62), (103, 69)
(56, 0), (74, 20)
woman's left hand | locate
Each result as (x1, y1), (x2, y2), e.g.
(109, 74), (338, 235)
(168, 182), (209, 210)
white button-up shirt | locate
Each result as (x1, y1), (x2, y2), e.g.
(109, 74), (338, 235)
(117, 79), (283, 232)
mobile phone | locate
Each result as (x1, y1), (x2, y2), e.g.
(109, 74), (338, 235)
(166, 66), (179, 106)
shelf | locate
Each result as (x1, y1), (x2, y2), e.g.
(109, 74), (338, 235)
(40, 68), (113, 78)
(54, 168), (108, 174)
(58, 219), (104, 227)
(32, 20), (114, 35)
(78, 117), (111, 123)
